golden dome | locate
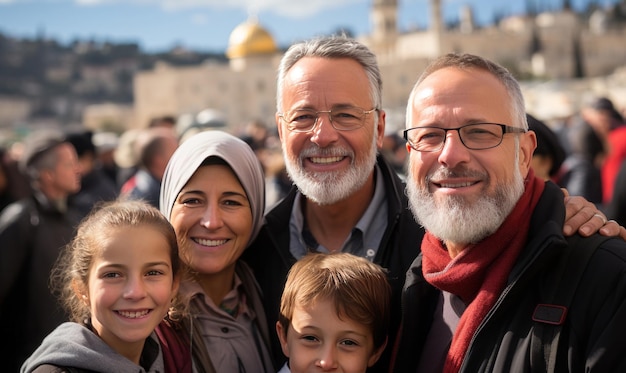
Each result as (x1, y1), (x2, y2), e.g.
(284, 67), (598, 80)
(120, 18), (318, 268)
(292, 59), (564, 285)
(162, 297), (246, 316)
(226, 19), (278, 59)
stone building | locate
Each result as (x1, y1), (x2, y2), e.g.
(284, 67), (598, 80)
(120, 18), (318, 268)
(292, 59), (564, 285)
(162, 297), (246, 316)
(129, 0), (626, 134)
(132, 18), (282, 133)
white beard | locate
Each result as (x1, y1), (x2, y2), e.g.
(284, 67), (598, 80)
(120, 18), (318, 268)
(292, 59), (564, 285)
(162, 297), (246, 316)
(282, 133), (378, 206)
(406, 164), (525, 245)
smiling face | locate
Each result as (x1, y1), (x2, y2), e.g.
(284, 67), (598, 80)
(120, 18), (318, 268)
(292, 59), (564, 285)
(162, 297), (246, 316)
(276, 297), (384, 373)
(169, 164), (252, 279)
(277, 57), (384, 205)
(87, 225), (178, 357)
(405, 66), (536, 254)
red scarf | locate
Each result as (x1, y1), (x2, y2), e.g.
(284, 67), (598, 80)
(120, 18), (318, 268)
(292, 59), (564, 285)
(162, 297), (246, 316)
(421, 169), (544, 373)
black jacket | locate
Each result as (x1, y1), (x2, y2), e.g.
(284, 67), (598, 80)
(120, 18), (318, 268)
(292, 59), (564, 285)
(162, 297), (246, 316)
(392, 182), (626, 372)
(243, 155), (424, 373)
(0, 193), (82, 372)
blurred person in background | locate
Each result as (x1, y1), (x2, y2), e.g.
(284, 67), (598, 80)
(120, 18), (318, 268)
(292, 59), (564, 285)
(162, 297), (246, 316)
(91, 131), (120, 186)
(149, 114), (177, 130)
(113, 128), (142, 188)
(0, 146), (31, 211)
(67, 129), (118, 217)
(381, 131), (409, 179)
(607, 160), (626, 226)
(0, 129), (82, 372)
(240, 119), (292, 209)
(120, 127), (178, 208)
(527, 113), (565, 182)
(580, 96), (626, 206)
(557, 120), (606, 206)
(0, 148), (11, 211)
(0, 142), (32, 211)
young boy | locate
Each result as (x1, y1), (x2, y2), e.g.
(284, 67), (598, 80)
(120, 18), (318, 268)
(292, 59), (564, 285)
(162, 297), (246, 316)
(276, 252), (391, 373)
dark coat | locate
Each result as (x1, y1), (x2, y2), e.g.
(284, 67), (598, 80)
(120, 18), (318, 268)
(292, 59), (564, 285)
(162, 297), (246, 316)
(242, 155), (424, 373)
(392, 182), (626, 372)
(0, 194), (82, 372)
(68, 168), (118, 217)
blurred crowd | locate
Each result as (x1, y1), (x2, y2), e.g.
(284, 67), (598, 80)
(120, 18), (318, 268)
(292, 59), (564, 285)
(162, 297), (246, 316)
(1, 96), (625, 225)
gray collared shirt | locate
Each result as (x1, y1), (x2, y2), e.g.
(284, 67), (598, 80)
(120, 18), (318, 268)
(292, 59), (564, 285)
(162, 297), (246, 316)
(288, 164), (388, 262)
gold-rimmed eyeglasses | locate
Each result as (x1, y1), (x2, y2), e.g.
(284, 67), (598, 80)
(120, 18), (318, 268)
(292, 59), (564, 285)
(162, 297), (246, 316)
(403, 123), (527, 152)
(278, 106), (377, 133)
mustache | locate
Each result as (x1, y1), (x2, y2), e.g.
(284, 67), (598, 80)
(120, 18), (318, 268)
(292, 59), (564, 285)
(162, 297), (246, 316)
(299, 145), (353, 158)
(427, 167), (486, 182)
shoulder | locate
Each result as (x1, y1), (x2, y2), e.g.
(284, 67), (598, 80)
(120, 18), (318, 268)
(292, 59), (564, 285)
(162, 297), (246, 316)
(263, 187), (297, 224)
(569, 236), (626, 302)
(31, 364), (91, 373)
(0, 198), (35, 229)
(31, 364), (67, 373)
(591, 236), (626, 268)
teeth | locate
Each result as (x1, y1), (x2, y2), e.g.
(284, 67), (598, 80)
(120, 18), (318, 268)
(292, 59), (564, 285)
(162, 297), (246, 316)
(440, 182), (473, 188)
(118, 310), (149, 318)
(195, 238), (227, 246)
(310, 156), (343, 164)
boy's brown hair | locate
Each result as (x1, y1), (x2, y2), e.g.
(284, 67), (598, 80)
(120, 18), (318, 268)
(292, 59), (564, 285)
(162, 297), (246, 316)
(278, 252), (391, 349)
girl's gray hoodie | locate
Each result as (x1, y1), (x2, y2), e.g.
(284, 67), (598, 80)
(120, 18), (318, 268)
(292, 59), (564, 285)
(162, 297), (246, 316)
(21, 322), (165, 373)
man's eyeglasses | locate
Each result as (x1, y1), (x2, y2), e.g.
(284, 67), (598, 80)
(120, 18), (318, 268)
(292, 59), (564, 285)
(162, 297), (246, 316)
(278, 106), (377, 133)
(403, 123), (527, 152)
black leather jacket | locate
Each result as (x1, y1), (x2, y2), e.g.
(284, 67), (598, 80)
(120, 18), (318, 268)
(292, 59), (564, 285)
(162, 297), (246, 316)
(392, 182), (626, 372)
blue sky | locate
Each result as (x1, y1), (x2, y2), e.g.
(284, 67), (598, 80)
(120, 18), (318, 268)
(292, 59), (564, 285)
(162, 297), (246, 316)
(0, 0), (617, 53)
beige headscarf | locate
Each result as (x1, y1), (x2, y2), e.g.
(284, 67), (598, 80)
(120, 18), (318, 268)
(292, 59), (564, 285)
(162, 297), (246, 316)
(159, 130), (266, 246)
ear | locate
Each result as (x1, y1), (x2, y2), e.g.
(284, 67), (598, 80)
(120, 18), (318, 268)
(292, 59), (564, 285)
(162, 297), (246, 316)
(276, 113), (285, 142)
(71, 280), (89, 306)
(172, 273), (181, 296)
(519, 130), (537, 178)
(375, 109), (386, 149)
(367, 336), (388, 367)
(39, 168), (54, 183)
(276, 321), (290, 358)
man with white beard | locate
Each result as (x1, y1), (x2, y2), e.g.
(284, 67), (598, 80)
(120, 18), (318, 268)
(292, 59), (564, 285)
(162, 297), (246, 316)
(392, 53), (626, 372)
(242, 37), (624, 373)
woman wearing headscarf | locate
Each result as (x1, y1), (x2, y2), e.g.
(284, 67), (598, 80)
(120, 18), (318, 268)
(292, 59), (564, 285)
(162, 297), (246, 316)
(160, 130), (274, 373)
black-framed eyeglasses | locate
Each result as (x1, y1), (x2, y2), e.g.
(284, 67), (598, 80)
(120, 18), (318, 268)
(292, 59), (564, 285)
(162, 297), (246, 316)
(278, 106), (377, 133)
(403, 123), (527, 152)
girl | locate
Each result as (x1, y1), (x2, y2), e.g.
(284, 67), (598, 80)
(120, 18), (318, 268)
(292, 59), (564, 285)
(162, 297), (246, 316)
(21, 200), (183, 373)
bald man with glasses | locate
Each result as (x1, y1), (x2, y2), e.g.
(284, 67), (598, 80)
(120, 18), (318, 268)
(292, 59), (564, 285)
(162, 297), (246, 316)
(392, 52), (626, 372)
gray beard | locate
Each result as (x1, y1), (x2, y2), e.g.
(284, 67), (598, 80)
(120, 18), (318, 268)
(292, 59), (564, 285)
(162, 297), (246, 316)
(406, 165), (525, 245)
(282, 136), (378, 206)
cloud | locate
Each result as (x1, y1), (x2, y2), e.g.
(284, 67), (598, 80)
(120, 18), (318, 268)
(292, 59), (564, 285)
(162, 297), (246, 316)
(68, 0), (363, 18)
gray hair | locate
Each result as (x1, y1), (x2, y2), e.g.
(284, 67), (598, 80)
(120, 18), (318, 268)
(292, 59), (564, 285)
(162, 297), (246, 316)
(406, 53), (527, 131)
(276, 35), (383, 113)
(26, 146), (61, 183)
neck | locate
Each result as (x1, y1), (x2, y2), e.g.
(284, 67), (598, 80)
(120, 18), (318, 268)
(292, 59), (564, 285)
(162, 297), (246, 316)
(304, 171), (375, 252)
(194, 265), (236, 305)
(445, 241), (468, 259)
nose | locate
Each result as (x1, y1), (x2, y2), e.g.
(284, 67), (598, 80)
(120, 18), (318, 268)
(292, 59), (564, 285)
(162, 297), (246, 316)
(310, 112), (339, 147)
(315, 346), (338, 371)
(123, 275), (147, 299)
(200, 204), (224, 229)
(438, 130), (471, 168)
